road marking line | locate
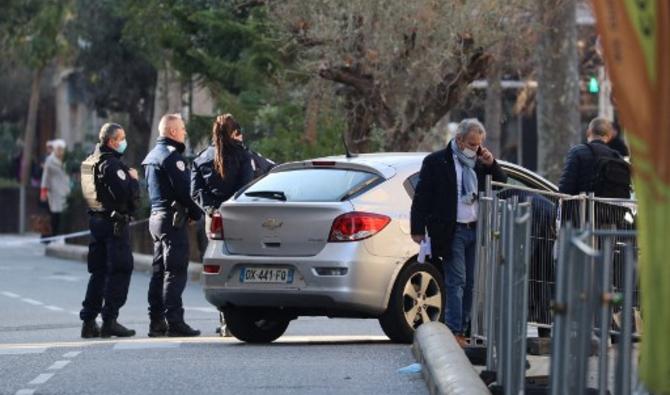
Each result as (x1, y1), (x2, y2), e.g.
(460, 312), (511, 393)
(44, 305), (65, 312)
(62, 351), (81, 358)
(15, 389), (35, 395)
(48, 360), (71, 370)
(2, 291), (20, 298)
(185, 306), (218, 313)
(21, 298), (43, 306)
(28, 373), (54, 385)
(0, 348), (46, 355)
(113, 342), (181, 350)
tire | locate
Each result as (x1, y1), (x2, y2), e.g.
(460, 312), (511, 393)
(379, 260), (444, 343)
(223, 307), (290, 343)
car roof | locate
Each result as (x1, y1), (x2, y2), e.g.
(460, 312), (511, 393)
(316, 152), (429, 174)
(310, 152), (558, 192)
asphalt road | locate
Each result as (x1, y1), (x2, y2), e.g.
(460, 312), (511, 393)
(0, 236), (426, 395)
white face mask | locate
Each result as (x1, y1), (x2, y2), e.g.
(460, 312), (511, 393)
(462, 147), (477, 159)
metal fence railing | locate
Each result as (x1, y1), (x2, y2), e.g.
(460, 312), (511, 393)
(472, 179), (639, 335)
(470, 176), (639, 394)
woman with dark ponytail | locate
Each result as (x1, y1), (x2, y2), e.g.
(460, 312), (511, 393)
(191, 114), (254, 216)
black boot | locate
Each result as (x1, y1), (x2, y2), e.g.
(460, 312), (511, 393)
(148, 318), (168, 337)
(167, 321), (201, 337)
(81, 320), (100, 339)
(101, 319), (136, 338)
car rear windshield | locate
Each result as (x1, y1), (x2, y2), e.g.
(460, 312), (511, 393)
(236, 168), (382, 202)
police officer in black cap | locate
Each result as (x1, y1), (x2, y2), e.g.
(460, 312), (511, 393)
(80, 123), (139, 338)
(142, 113), (202, 337)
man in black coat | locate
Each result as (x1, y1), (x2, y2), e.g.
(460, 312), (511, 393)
(410, 119), (507, 345)
(558, 117), (631, 226)
(558, 117), (625, 196)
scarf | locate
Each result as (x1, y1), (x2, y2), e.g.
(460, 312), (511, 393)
(451, 139), (477, 205)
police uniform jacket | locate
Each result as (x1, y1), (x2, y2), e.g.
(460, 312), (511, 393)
(142, 137), (202, 220)
(96, 145), (140, 215)
(191, 143), (254, 211)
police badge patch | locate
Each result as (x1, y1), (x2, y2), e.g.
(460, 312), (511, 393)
(117, 169), (127, 180)
(176, 161), (186, 171)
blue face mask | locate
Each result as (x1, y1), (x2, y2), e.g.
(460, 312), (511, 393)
(115, 139), (128, 154)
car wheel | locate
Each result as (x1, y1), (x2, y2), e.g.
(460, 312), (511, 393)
(223, 307), (290, 343)
(379, 260), (444, 343)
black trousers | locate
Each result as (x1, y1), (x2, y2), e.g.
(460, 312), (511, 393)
(80, 215), (133, 322)
(148, 211), (190, 324)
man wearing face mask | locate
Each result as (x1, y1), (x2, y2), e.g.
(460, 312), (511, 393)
(410, 118), (506, 347)
(79, 123), (139, 338)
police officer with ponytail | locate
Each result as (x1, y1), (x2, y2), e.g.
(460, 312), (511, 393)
(191, 114), (254, 217)
(79, 123), (139, 338)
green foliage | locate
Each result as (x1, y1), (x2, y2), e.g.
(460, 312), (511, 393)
(251, 105), (347, 164)
(0, 0), (72, 69)
(0, 122), (22, 179)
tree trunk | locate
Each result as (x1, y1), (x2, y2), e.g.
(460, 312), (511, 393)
(304, 79), (324, 145)
(485, 60), (503, 158)
(19, 68), (43, 187)
(345, 94), (373, 153)
(536, 0), (580, 183)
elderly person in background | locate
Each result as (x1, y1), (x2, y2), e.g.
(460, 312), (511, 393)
(40, 139), (71, 237)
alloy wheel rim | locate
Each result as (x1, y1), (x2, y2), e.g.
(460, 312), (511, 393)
(402, 271), (442, 329)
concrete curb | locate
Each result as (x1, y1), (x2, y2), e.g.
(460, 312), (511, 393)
(413, 322), (490, 395)
(45, 242), (202, 282)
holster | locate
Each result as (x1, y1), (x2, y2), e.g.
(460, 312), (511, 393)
(171, 201), (188, 229)
(110, 211), (130, 237)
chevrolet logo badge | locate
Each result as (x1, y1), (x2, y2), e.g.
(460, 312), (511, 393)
(262, 218), (283, 230)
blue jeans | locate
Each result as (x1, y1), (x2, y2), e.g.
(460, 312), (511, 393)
(443, 224), (477, 334)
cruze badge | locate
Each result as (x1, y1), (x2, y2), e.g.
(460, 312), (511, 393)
(262, 218), (283, 230)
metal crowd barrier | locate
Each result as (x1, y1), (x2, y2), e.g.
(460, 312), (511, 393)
(470, 176), (639, 394)
(549, 226), (637, 395)
(472, 179), (639, 335)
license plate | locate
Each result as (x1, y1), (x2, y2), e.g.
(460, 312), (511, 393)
(240, 267), (294, 284)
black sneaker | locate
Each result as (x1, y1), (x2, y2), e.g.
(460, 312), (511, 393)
(81, 320), (100, 339)
(100, 320), (136, 338)
(167, 321), (201, 337)
(148, 319), (168, 337)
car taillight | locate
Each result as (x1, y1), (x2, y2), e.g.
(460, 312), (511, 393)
(203, 265), (220, 274)
(328, 212), (391, 242)
(209, 211), (224, 240)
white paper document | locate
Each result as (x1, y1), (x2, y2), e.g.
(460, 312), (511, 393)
(417, 235), (431, 263)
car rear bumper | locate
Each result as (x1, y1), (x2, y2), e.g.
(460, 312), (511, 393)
(201, 241), (403, 316)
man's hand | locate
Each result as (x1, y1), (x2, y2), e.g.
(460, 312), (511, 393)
(411, 234), (425, 244)
(478, 147), (494, 166)
(39, 188), (48, 202)
(128, 168), (139, 180)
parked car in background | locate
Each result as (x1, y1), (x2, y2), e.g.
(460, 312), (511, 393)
(201, 153), (558, 343)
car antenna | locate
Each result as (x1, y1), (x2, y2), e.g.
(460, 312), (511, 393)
(342, 132), (358, 158)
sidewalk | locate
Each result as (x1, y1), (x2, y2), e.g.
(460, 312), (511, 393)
(44, 242), (202, 282)
(0, 233), (202, 282)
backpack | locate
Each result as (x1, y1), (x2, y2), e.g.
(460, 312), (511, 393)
(248, 149), (276, 179)
(586, 143), (632, 198)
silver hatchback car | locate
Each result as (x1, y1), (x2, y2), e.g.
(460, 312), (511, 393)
(201, 153), (555, 343)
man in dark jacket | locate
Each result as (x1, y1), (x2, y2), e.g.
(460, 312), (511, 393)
(558, 117), (631, 226)
(410, 119), (507, 345)
(558, 117), (624, 195)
